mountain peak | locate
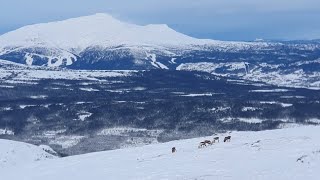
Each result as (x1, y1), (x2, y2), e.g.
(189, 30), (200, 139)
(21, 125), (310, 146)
(91, 12), (115, 18)
(63, 13), (124, 25)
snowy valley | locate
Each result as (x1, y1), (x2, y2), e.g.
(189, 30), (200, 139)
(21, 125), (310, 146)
(1, 59), (320, 155)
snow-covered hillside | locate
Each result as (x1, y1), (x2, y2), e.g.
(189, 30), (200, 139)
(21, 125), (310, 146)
(0, 139), (56, 167)
(1, 125), (319, 179)
(0, 59), (134, 83)
(177, 62), (320, 89)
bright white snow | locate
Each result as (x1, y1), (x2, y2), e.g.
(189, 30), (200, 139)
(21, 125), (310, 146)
(0, 139), (56, 167)
(242, 106), (261, 112)
(180, 93), (214, 97)
(0, 13), (270, 69)
(0, 60), (135, 84)
(177, 62), (320, 89)
(76, 111), (93, 121)
(250, 89), (291, 93)
(98, 127), (163, 137)
(0, 13), (213, 53)
(79, 87), (100, 92)
(1, 126), (320, 179)
(260, 101), (293, 107)
(146, 52), (169, 69)
(0, 128), (14, 135)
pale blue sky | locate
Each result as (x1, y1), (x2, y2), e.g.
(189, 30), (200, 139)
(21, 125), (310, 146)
(0, 0), (319, 41)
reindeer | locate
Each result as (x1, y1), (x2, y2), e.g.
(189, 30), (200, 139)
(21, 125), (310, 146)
(213, 137), (219, 143)
(198, 140), (212, 148)
(204, 140), (212, 145)
(172, 147), (176, 153)
(224, 136), (231, 142)
(198, 142), (206, 148)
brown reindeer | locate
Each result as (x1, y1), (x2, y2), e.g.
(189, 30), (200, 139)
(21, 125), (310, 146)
(213, 137), (219, 143)
(224, 136), (231, 142)
(204, 140), (212, 145)
(198, 140), (212, 148)
(198, 142), (206, 148)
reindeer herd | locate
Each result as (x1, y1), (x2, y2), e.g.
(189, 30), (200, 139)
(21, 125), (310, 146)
(171, 135), (232, 153)
(198, 135), (231, 148)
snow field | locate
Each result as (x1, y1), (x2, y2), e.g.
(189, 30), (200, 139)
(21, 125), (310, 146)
(1, 125), (320, 179)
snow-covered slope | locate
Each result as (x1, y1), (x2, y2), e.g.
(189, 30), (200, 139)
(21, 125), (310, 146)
(0, 59), (134, 84)
(1, 125), (319, 179)
(177, 62), (320, 89)
(0, 139), (56, 167)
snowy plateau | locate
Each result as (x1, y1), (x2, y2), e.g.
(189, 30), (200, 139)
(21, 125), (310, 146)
(1, 125), (320, 180)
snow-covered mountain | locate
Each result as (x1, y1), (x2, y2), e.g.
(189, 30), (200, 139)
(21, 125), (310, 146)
(0, 13), (212, 50)
(0, 13), (319, 88)
(1, 125), (319, 180)
(0, 13), (264, 69)
(0, 13), (212, 67)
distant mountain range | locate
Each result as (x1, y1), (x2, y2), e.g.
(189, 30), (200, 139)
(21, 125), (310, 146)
(0, 13), (319, 88)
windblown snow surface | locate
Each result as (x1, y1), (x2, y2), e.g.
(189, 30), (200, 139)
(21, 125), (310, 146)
(1, 125), (320, 179)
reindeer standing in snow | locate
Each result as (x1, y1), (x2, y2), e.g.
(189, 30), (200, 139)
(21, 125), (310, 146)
(224, 136), (231, 142)
(172, 147), (176, 153)
(198, 140), (212, 148)
(213, 137), (219, 143)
